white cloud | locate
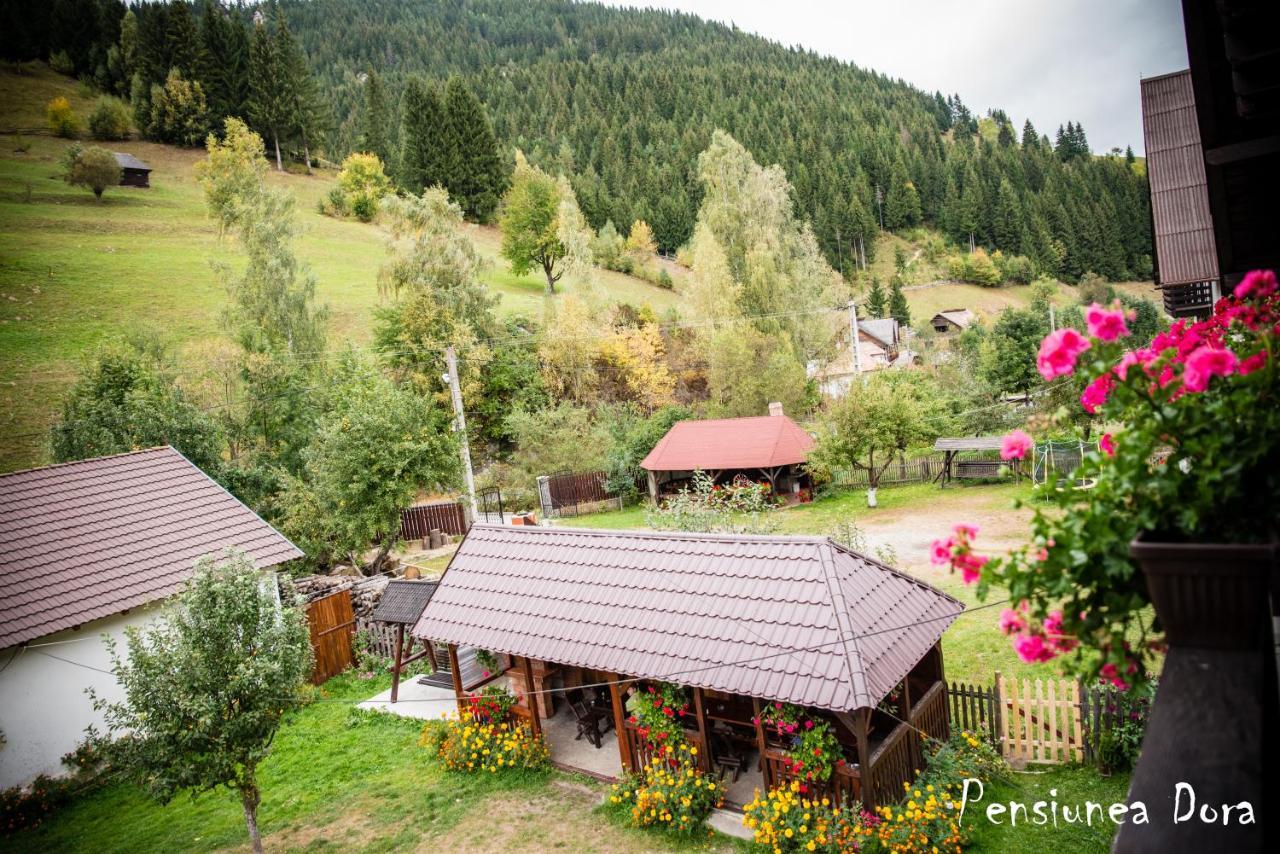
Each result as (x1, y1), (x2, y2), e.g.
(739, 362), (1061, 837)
(604, 0), (1187, 153)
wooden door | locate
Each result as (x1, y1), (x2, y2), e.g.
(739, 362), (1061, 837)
(306, 589), (356, 684)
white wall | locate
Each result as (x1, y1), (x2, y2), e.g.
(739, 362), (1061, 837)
(0, 604), (166, 789)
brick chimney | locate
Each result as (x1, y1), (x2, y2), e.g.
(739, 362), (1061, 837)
(768, 401), (784, 417)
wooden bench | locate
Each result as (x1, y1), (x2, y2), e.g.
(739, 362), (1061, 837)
(955, 460), (1003, 479)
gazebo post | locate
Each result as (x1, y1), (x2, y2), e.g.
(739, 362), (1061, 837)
(607, 673), (633, 773)
(647, 470), (658, 503)
(521, 655), (542, 739)
(390, 624), (405, 704)
(855, 708), (874, 809)
(692, 687), (711, 773)
(751, 697), (771, 788)
(447, 643), (466, 715)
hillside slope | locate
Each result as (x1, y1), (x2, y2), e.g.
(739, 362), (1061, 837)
(0, 66), (681, 473)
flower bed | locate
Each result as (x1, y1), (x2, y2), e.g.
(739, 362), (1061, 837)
(755, 702), (844, 783)
(421, 705), (549, 774)
(626, 682), (692, 752)
(742, 731), (1007, 853)
(606, 744), (724, 837)
(743, 781), (865, 853)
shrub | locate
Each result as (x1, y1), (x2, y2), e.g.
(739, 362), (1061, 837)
(64, 145), (121, 201)
(319, 185), (348, 217)
(657, 268), (673, 289)
(1, 775), (76, 833)
(742, 780), (864, 853)
(606, 747), (724, 837)
(45, 96), (81, 138)
(337, 152), (390, 222)
(948, 248), (1001, 286)
(147, 70), (209, 147)
(1076, 270), (1115, 305)
(88, 96), (132, 140)
(996, 252), (1036, 285)
(424, 706), (549, 773)
(48, 50), (75, 75)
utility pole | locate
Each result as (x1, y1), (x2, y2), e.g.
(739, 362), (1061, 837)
(847, 300), (865, 382)
(444, 345), (479, 523)
(1049, 304), (1057, 331)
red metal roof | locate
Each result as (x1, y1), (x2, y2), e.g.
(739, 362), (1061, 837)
(640, 415), (815, 472)
(0, 447), (302, 648)
(1141, 70), (1220, 288)
(414, 525), (962, 711)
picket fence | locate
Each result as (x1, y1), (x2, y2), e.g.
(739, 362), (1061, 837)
(949, 673), (1102, 765)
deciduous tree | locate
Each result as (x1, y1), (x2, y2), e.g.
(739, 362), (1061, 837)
(93, 550), (311, 854)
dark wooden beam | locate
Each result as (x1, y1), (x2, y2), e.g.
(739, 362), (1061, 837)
(751, 697), (771, 788)
(607, 672), (633, 773)
(855, 709), (874, 810)
(521, 655), (542, 739)
(447, 643), (466, 715)
(692, 687), (711, 773)
(390, 624), (405, 704)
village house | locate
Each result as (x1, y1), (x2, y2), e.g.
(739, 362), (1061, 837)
(0, 447), (301, 789)
(640, 402), (815, 503)
(929, 308), (975, 335)
(413, 524), (963, 809)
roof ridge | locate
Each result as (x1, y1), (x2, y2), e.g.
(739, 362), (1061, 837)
(469, 522), (833, 545)
(827, 540), (963, 607)
(815, 541), (870, 709)
(0, 445), (174, 480)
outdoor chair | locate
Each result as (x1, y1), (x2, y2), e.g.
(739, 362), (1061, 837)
(565, 689), (610, 748)
(709, 731), (747, 783)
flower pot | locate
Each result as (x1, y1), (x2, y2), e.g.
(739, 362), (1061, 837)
(1129, 536), (1275, 649)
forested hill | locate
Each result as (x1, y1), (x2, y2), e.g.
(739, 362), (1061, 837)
(283, 0), (1151, 281)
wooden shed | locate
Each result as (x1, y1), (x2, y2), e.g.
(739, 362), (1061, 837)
(113, 152), (152, 188)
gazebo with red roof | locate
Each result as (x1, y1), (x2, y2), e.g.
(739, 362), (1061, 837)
(639, 402), (816, 503)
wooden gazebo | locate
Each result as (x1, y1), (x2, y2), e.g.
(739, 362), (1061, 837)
(934, 436), (1023, 486)
(414, 525), (963, 808)
(370, 579), (439, 703)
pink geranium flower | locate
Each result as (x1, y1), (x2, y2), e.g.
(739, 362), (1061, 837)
(1036, 328), (1092, 381)
(999, 429), (1033, 460)
(953, 523), (979, 539)
(1013, 634), (1057, 663)
(1113, 349), (1150, 381)
(1086, 302), (1130, 341)
(998, 608), (1025, 635)
(1080, 373), (1114, 414)
(929, 538), (953, 565)
(1233, 269), (1278, 299)
(1099, 433), (1115, 457)
(1182, 345), (1238, 393)
(1238, 351), (1267, 375)
(956, 552), (987, 585)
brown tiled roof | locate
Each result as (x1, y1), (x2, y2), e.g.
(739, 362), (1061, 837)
(413, 525), (962, 711)
(640, 415), (815, 472)
(372, 579), (438, 625)
(0, 447), (302, 649)
(1141, 70), (1220, 288)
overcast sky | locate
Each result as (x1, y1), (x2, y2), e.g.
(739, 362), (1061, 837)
(606, 0), (1188, 154)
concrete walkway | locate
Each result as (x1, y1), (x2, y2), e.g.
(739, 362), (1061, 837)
(357, 675), (512, 720)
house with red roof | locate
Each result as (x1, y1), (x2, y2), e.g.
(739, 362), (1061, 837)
(0, 447), (301, 788)
(639, 402), (816, 503)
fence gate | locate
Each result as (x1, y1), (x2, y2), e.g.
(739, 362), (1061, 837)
(996, 674), (1083, 764)
(478, 486), (504, 524)
(306, 589), (356, 684)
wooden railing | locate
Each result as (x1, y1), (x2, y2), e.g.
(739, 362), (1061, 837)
(622, 723), (707, 773)
(764, 746), (861, 806)
(910, 682), (949, 742)
(866, 721), (914, 808)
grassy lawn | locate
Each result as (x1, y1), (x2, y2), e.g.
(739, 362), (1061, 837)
(967, 765), (1133, 853)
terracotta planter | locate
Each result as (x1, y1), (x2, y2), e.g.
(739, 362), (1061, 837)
(1129, 536), (1275, 649)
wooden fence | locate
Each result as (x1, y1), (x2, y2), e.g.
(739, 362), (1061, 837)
(305, 589), (356, 684)
(950, 676), (1140, 765)
(540, 470), (619, 517)
(400, 501), (469, 539)
(830, 455), (945, 489)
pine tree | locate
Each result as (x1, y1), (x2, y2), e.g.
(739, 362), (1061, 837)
(441, 76), (506, 221)
(246, 12), (287, 170)
(992, 178), (1024, 254)
(225, 7), (249, 120)
(274, 10), (324, 172)
(888, 276), (910, 327)
(164, 0), (199, 79)
(1021, 119), (1038, 150)
(359, 68), (392, 167)
(866, 277), (887, 318)
(399, 76), (445, 194)
(197, 0), (235, 128)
